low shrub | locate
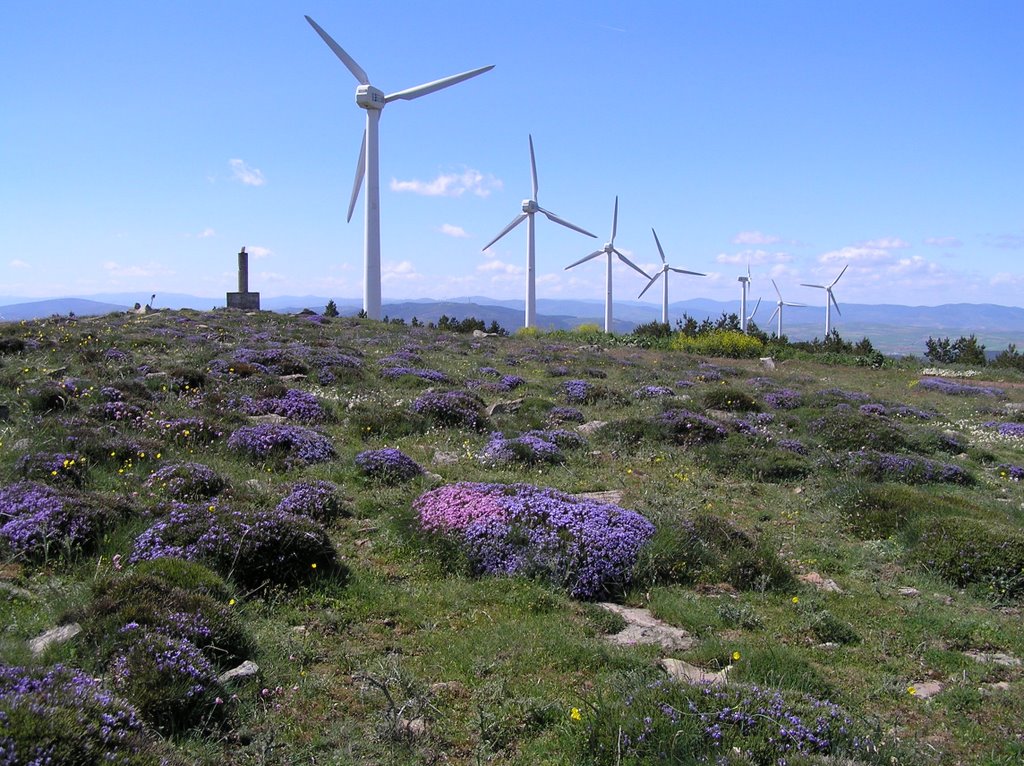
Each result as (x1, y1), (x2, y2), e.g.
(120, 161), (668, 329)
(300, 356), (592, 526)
(632, 385), (675, 400)
(227, 423), (337, 467)
(276, 479), (349, 523)
(701, 387), (761, 412)
(655, 409), (729, 446)
(15, 451), (88, 487)
(348, 402), (428, 439)
(410, 390), (486, 429)
(130, 503), (346, 590)
(144, 461), (228, 501)
(828, 482), (942, 539)
(916, 377), (1005, 397)
(109, 625), (227, 735)
(236, 388), (327, 423)
(911, 516), (1024, 599)
(808, 409), (910, 453)
(668, 329), (765, 358)
(414, 482), (655, 600)
(0, 663), (175, 765)
(355, 447), (424, 484)
(705, 436), (811, 482)
(831, 450), (973, 485)
(763, 388), (803, 409)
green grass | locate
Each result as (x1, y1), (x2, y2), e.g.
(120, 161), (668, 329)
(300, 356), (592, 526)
(0, 309), (1023, 764)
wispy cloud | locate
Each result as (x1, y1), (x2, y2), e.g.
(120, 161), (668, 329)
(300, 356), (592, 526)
(478, 259), (523, 275)
(439, 223), (469, 238)
(391, 169), (502, 197)
(197, 227), (216, 239)
(229, 159), (265, 187)
(818, 245), (891, 264)
(862, 237), (910, 249)
(715, 249), (793, 265)
(924, 236), (962, 248)
(248, 246), (272, 259)
(985, 233), (1024, 249)
(732, 230), (781, 246)
(8, 259), (29, 269)
(382, 260), (422, 283)
(103, 261), (174, 278)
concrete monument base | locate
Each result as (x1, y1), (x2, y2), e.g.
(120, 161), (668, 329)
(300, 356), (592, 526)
(226, 292), (261, 310)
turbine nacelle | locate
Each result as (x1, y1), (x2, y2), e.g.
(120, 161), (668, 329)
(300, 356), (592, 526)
(522, 199), (539, 214)
(355, 84), (387, 110)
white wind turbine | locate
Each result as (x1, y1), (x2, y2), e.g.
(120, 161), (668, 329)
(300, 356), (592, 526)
(768, 279), (805, 338)
(482, 135), (596, 329)
(564, 197), (650, 333)
(801, 264), (848, 336)
(305, 15), (493, 321)
(638, 229), (706, 324)
(738, 263), (752, 332)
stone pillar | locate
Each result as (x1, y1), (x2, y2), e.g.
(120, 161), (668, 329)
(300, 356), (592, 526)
(238, 247), (249, 293)
(227, 245), (260, 310)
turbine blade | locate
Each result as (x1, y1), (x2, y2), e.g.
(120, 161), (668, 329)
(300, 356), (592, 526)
(746, 261), (751, 281)
(637, 272), (662, 300)
(768, 305), (780, 322)
(749, 296), (761, 319)
(800, 283), (826, 289)
(304, 16), (369, 84)
(565, 250), (604, 270)
(529, 134), (538, 200)
(385, 64), (494, 102)
(784, 302), (806, 307)
(615, 250), (651, 278)
(669, 267), (706, 276)
(539, 208), (596, 238)
(346, 129), (367, 223)
(611, 196), (619, 243)
(830, 263), (849, 287)
(481, 213), (527, 252)
(830, 291), (842, 316)
(651, 228), (667, 263)
(772, 279), (783, 300)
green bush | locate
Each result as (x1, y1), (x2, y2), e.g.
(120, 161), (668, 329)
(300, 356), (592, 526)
(348, 401), (428, 439)
(808, 409), (910, 452)
(705, 436), (811, 482)
(701, 386), (761, 412)
(829, 482), (938, 539)
(911, 516), (1024, 599)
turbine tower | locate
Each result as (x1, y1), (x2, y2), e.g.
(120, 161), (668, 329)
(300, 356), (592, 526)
(768, 279), (805, 338)
(738, 263), (752, 332)
(482, 135), (596, 329)
(564, 197), (650, 333)
(638, 229), (705, 325)
(305, 15), (493, 320)
(801, 264), (848, 336)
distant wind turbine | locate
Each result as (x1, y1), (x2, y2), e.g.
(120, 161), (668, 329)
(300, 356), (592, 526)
(304, 15), (493, 321)
(482, 135), (596, 328)
(801, 264), (848, 336)
(638, 229), (706, 325)
(564, 197), (650, 333)
(738, 263), (752, 332)
(768, 279), (805, 338)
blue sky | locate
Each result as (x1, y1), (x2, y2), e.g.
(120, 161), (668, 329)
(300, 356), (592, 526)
(2, 1), (1022, 308)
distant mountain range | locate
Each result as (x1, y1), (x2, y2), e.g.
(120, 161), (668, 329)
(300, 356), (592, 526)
(1, 293), (1022, 356)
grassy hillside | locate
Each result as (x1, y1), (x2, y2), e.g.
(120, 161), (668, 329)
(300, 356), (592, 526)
(1, 309), (1022, 765)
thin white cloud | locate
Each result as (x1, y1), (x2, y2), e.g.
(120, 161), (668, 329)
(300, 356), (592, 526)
(9, 259), (29, 269)
(477, 259), (522, 275)
(985, 233), (1024, 249)
(862, 237), (910, 249)
(229, 159), (265, 187)
(248, 246), (272, 259)
(382, 260), (422, 283)
(715, 249), (793, 265)
(924, 236), (962, 248)
(197, 228), (216, 239)
(103, 261), (174, 278)
(732, 231), (781, 246)
(818, 245), (891, 264)
(439, 223), (469, 238)
(390, 169), (502, 197)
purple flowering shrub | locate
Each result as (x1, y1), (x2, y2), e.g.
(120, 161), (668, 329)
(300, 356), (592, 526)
(0, 481), (119, 561)
(916, 377), (1005, 397)
(153, 416), (223, 446)
(109, 625), (227, 734)
(236, 389), (326, 423)
(656, 409), (729, 445)
(144, 462), (228, 501)
(632, 384), (675, 400)
(355, 448), (424, 484)
(414, 482), (655, 599)
(0, 663), (173, 765)
(987, 421), (1024, 438)
(546, 406), (585, 424)
(227, 423), (336, 467)
(276, 480), (349, 522)
(411, 390), (486, 429)
(811, 387), (872, 406)
(15, 451), (88, 487)
(831, 450), (973, 485)
(380, 366), (451, 384)
(912, 516), (1024, 599)
(763, 388), (803, 410)
(996, 463), (1024, 481)
(562, 379), (596, 404)
(480, 429), (583, 466)
(583, 676), (882, 765)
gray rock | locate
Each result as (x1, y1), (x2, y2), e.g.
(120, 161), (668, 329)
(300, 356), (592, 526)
(760, 357), (776, 371)
(597, 603), (697, 651)
(28, 623), (81, 657)
(0, 581), (35, 601)
(660, 658), (731, 686)
(909, 680), (944, 699)
(576, 420), (608, 436)
(964, 651), (1021, 668)
(397, 716), (429, 737)
(486, 398), (525, 417)
(897, 587), (921, 598)
(432, 451), (460, 467)
(279, 374), (308, 382)
(577, 490), (624, 505)
(250, 414), (288, 425)
(218, 660), (261, 684)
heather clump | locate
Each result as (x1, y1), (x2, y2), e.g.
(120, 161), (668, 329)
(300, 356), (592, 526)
(632, 384), (675, 400)
(916, 377), (1005, 397)
(480, 430), (569, 466)
(831, 450), (973, 485)
(0, 481), (119, 561)
(763, 388), (803, 410)
(701, 386), (761, 412)
(144, 461), (228, 501)
(15, 451), (89, 487)
(355, 447), (424, 484)
(414, 482), (655, 599)
(410, 390), (486, 429)
(227, 423), (336, 467)
(808, 409), (911, 453)
(154, 417), (223, 446)
(276, 479), (349, 522)
(655, 409), (729, 445)
(237, 388), (326, 423)
(0, 663), (174, 765)
(130, 503), (345, 589)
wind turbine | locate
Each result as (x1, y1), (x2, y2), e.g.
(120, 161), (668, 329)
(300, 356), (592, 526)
(638, 229), (706, 325)
(564, 197), (650, 333)
(738, 263), (752, 332)
(305, 15), (493, 321)
(746, 296), (762, 331)
(801, 264), (848, 336)
(768, 279), (805, 338)
(482, 135), (596, 328)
